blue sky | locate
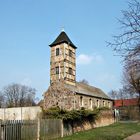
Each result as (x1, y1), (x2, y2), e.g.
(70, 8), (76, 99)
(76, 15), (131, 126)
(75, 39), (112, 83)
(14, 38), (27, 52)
(0, 0), (128, 99)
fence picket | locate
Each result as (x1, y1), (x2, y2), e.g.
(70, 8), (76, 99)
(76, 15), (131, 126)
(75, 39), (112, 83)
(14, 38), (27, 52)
(0, 119), (63, 140)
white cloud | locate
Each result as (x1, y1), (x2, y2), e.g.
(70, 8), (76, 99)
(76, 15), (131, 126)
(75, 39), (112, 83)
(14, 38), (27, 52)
(77, 54), (93, 65)
(76, 53), (104, 65)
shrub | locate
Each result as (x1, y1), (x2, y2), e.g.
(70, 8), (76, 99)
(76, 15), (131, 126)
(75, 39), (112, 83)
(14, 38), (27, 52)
(42, 107), (101, 122)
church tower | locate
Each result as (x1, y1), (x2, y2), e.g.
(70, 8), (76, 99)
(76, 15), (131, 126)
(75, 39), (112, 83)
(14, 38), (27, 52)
(49, 31), (77, 86)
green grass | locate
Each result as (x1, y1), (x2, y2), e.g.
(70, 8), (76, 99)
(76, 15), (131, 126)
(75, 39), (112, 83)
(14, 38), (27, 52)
(57, 122), (140, 140)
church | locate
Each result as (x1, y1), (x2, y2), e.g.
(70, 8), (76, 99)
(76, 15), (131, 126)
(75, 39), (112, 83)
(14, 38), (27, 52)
(43, 31), (113, 110)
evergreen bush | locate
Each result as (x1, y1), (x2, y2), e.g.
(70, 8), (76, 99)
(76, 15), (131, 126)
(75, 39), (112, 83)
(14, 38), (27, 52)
(42, 107), (102, 122)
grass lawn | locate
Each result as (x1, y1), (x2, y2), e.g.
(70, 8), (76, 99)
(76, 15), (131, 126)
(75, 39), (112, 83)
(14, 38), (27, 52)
(57, 122), (140, 140)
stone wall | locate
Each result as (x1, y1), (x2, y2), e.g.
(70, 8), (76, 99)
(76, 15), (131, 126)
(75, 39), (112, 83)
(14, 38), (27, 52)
(63, 110), (115, 136)
(94, 110), (115, 127)
(0, 106), (42, 120)
(44, 81), (76, 110)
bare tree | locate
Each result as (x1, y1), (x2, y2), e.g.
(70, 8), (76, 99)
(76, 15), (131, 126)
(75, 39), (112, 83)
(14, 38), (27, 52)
(107, 0), (140, 112)
(123, 59), (140, 111)
(108, 0), (140, 58)
(2, 83), (36, 107)
(108, 87), (135, 100)
(108, 90), (118, 99)
(0, 92), (4, 108)
(79, 79), (89, 85)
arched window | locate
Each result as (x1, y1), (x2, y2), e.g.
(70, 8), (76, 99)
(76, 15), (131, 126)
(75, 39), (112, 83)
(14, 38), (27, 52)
(89, 98), (92, 109)
(103, 101), (105, 107)
(80, 96), (83, 107)
(97, 100), (99, 108)
(108, 102), (110, 108)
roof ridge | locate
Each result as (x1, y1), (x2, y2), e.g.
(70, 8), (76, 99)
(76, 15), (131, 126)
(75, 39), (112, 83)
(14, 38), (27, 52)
(77, 82), (99, 90)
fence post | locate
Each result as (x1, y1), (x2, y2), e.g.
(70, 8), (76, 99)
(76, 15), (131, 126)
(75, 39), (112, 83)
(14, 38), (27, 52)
(37, 119), (40, 140)
(1, 127), (4, 140)
(61, 119), (63, 138)
(0, 120), (3, 140)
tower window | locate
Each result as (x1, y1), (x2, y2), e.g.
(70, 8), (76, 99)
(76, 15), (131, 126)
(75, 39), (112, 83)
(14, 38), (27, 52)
(69, 67), (72, 75)
(69, 49), (72, 57)
(56, 67), (59, 74)
(56, 48), (59, 56)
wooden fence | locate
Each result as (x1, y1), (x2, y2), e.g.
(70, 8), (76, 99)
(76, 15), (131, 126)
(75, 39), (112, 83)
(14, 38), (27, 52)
(0, 119), (63, 140)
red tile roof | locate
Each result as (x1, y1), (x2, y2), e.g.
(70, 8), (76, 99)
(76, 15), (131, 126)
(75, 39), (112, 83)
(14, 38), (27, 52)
(114, 98), (139, 107)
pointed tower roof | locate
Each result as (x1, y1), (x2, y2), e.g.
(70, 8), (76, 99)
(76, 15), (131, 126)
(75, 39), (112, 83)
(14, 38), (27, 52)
(49, 31), (77, 49)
